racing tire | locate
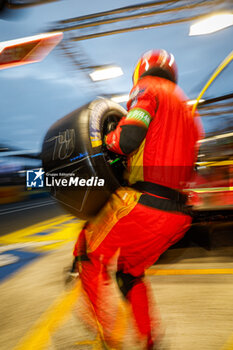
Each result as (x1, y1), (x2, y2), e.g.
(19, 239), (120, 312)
(41, 99), (127, 220)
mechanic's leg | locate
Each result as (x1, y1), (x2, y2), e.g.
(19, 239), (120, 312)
(79, 257), (129, 348)
(116, 271), (161, 349)
(73, 228), (128, 348)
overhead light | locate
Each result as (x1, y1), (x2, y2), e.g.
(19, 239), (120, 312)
(187, 99), (205, 105)
(89, 66), (123, 81)
(111, 94), (129, 103)
(0, 32), (63, 70)
(189, 13), (233, 36)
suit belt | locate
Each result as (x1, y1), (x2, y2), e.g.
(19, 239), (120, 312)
(131, 181), (192, 216)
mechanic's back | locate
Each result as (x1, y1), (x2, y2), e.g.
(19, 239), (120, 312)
(106, 50), (202, 189)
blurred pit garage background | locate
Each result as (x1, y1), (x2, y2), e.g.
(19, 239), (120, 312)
(0, 1), (233, 350)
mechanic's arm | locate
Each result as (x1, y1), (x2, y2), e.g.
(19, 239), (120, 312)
(106, 80), (158, 155)
(105, 109), (152, 155)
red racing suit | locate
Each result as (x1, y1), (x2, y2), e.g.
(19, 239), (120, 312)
(73, 76), (203, 349)
(106, 75), (201, 189)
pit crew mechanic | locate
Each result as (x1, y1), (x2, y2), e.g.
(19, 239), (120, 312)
(73, 49), (203, 349)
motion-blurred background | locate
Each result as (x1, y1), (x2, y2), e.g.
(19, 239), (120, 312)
(0, 3), (233, 350)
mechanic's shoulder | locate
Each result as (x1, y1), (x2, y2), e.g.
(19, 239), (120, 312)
(130, 77), (154, 97)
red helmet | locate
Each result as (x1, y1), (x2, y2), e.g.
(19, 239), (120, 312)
(132, 49), (178, 86)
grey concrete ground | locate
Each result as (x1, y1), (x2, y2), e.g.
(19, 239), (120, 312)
(0, 242), (233, 350)
(0, 200), (233, 350)
(0, 196), (65, 235)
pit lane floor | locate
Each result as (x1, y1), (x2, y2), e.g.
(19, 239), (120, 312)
(0, 198), (233, 350)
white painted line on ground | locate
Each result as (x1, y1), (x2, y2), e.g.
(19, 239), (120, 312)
(0, 241), (62, 253)
(0, 199), (55, 213)
(0, 253), (19, 267)
(0, 201), (56, 216)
